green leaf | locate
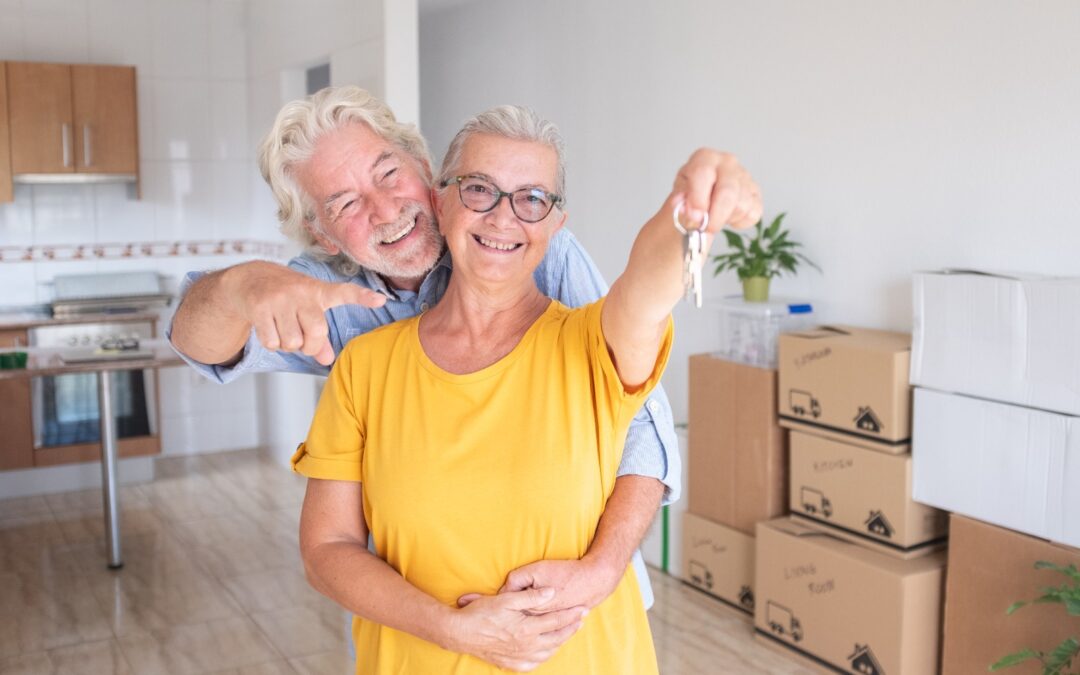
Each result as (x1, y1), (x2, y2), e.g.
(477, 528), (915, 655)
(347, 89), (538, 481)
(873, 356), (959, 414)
(1066, 597), (1080, 616)
(990, 648), (1040, 671)
(765, 212), (786, 239)
(1036, 561), (1080, 583)
(1045, 637), (1079, 671)
(723, 230), (746, 250)
(1006, 600), (1028, 615)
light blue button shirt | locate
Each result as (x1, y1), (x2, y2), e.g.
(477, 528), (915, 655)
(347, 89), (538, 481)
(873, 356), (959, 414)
(167, 228), (680, 608)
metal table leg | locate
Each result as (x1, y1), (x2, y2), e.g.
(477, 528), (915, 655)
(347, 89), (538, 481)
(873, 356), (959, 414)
(98, 371), (123, 569)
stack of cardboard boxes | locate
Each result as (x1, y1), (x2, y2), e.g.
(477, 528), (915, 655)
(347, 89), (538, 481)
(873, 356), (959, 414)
(677, 298), (811, 614)
(909, 270), (1080, 673)
(754, 326), (949, 674)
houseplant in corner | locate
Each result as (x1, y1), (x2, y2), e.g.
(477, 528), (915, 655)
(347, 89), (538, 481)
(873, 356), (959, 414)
(710, 212), (819, 302)
(990, 560), (1080, 674)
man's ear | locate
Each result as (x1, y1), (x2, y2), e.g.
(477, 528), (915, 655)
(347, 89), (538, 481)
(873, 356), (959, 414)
(304, 219), (340, 255)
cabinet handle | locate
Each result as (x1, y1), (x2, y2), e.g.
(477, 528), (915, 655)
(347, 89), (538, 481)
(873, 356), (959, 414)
(83, 125), (93, 167)
(62, 124), (72, 167)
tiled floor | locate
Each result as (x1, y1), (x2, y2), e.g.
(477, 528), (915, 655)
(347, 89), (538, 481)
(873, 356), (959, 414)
(0, 449), (812, 674)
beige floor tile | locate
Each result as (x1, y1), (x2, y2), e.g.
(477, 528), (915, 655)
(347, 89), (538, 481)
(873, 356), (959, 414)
(220, 568), (329, 614)
(43, 485), (150, 515)
(89, 567), (245, 637)
(288, 650), (352, 675)
(208, 659), (298, 675)
(0, 573), (112, 659)
(249, 605), (349, 659)
(0, 495), (53, 519)
(0, 651), (53, 675)
(53, 503), (166, 545)
(47, 638), (133, 674)
(117, 616), (280, 674)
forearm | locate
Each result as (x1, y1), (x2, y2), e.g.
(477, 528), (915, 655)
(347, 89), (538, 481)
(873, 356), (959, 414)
(170, 266), (252, 365)
(604, 203), (711, 386)
(304, 539), (456, 649)
(584, 475), (665, 579)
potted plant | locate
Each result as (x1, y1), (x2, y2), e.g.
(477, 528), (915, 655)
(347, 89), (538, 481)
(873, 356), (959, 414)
(991, 560), (1080, 674)
(710, 212), (819, 302)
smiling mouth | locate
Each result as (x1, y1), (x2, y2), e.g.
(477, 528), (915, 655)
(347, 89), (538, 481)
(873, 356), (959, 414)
(473, 235), (522, 251)
(380, 218), (416, 245)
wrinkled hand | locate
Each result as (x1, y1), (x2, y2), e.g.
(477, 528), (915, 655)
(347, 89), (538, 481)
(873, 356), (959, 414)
(671, 149), (762, 234)
(224, 261), (386, 365)
(444, 587), (588, 672)
(487, 558), (621, 614)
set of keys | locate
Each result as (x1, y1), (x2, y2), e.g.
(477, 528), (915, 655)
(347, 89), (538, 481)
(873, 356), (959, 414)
(673, 202), (709, 308)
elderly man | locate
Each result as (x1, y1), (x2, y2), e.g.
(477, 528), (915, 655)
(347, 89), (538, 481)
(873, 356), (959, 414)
(169, 86), (751, 662)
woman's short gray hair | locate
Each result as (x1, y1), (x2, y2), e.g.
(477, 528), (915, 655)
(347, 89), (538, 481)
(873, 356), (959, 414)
(437, 105), (566, 203)
(257, 86), (432, 249)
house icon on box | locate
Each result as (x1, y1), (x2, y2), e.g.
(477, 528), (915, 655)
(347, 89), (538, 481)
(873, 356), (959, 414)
(848, 643), (884, 675)
(853, 406), (883, 433)
(865, 510), (895, 539)
(738, 585), (755, 611)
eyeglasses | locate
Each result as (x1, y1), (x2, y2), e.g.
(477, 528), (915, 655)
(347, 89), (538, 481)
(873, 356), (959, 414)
(440, 175), (563, 223)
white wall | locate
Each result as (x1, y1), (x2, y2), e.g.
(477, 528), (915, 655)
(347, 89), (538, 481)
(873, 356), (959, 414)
(245, 0), (420, 465)
(419, 0), (1080, 423)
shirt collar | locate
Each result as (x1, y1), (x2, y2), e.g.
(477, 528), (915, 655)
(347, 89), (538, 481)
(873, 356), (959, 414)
(358, 249), (454, 302)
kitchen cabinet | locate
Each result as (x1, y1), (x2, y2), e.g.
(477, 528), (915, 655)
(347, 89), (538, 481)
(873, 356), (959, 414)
(5, 62), (139, 182)
(0, 329), (34, 471)
(0, 64), (12, 203)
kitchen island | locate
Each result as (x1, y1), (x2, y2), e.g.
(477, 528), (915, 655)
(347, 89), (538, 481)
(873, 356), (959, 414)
(0, 339), (184, 569)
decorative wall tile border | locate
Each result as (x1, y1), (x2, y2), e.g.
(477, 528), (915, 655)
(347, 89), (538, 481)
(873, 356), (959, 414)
(0, 240), (286, 263)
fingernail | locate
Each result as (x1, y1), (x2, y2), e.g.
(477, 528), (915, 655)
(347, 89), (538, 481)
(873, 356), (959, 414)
(581, 609), (589, 618)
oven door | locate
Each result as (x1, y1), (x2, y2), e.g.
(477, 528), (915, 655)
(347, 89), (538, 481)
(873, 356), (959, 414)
(31, 369), (157, 449)
(28, 321), (158, 451)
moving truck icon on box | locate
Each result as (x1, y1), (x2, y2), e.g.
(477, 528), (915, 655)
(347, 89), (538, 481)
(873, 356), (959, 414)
(789, 389), (821, 418)
(689, 560), (713, 590)
(765, 600), (803, 642)
(800, 486), (833, 518)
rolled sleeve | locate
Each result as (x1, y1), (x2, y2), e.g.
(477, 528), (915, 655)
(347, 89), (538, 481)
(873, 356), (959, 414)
(166, 270), (329, 382)
(617, 384), (682, 505)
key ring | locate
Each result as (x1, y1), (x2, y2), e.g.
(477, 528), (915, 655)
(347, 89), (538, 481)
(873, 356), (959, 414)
(673, 201), (709, 235)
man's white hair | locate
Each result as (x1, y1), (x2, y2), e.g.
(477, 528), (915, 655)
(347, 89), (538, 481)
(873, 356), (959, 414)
(257, 86), (432, 256)
(436, 105), (566, 203)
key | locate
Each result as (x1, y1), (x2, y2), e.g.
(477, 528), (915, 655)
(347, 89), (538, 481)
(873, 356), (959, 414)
(675, 202), (709, 308)
(685, 229), (704, 308)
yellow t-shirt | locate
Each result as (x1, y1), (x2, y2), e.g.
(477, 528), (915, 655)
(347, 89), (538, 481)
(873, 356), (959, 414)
(292, 298), (672, 675)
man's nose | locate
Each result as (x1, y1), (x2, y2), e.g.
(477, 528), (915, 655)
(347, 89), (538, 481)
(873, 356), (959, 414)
(367, 191), (399, 226)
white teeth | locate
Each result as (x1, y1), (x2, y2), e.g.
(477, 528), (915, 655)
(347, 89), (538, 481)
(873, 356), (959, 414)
(381, 220), (415, 244)
(476, 236), (520, 251)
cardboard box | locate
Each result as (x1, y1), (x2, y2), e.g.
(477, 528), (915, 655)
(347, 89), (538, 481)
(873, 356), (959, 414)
(681, 512), (756, 614)
(777, 326), (912, 451)
(642, 429), (689, 574)
(912, 387), (1080, 548)
(911, 270), (1080, 416)
(688, 354), (788, 534)
(943, 514), (1080, 675)
(755, 518), (946, 675)
(789, 430), (948, 558)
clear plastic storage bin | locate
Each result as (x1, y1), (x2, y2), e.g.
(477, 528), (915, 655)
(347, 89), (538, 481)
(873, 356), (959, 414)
(713, 296), (814, 368)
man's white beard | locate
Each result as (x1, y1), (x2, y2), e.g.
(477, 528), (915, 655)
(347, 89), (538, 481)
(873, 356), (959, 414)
(325, 201), (444, 284)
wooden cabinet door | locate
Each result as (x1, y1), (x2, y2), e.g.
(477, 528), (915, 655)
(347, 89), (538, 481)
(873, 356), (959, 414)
(0, 63), (13, 202)
(7, 62), (75, 175)
(72, 65), (138, 175)
(0, 330), (34, 471)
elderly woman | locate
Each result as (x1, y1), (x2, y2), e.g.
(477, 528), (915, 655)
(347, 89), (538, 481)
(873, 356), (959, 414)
(292, 106), (760, 674)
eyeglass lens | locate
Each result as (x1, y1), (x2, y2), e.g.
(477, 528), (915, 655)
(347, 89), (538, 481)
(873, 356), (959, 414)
(457, 176), (554, 223)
